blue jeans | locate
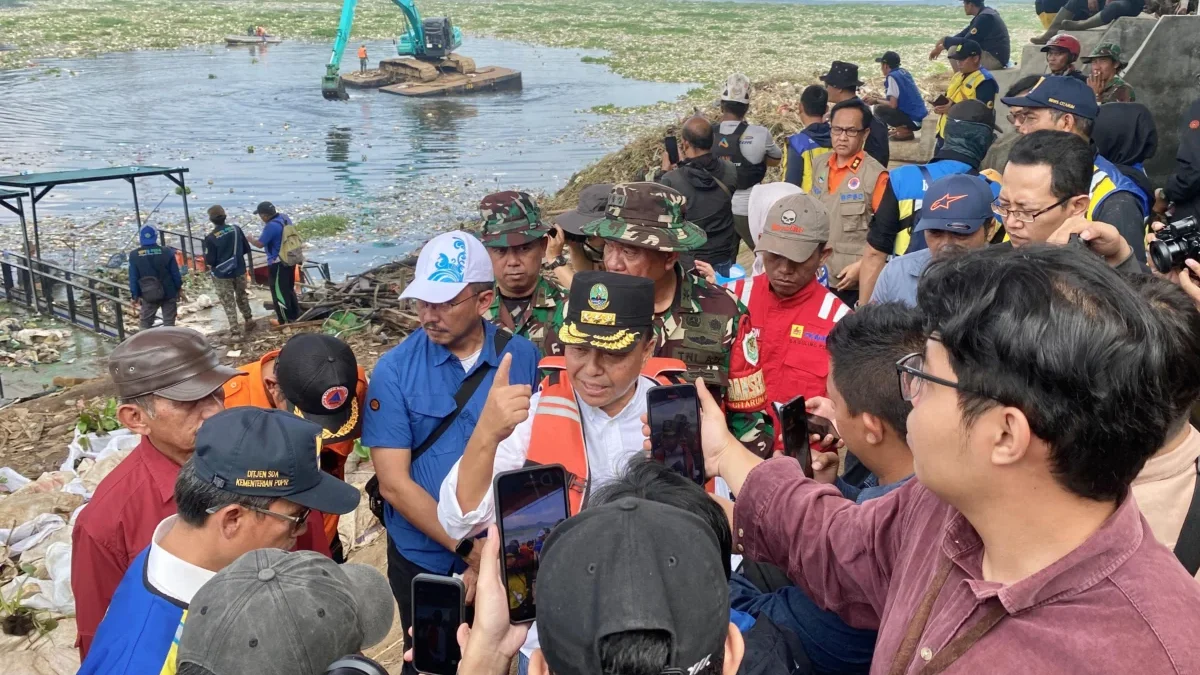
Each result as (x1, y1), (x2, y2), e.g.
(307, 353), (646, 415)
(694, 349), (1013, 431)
(729, 573), (875, 675)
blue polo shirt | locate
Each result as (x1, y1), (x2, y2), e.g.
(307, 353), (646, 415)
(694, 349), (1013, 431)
(258, 213), (290, 264)
(362, 320), (540, 572)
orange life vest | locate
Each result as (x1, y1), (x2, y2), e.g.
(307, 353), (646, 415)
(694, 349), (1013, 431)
(358, 46), (367, 59)
(526, 356), (711, 514)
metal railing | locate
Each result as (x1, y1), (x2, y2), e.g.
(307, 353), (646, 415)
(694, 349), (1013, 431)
(157, 227), (332, 286)
(0, 253), (131, 340)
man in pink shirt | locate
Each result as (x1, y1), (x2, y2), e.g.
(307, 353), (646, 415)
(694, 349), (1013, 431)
(694, 245), (1200, 673)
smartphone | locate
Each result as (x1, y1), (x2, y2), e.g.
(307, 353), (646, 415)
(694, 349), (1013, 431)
(494, 465), (570, 624)
(774, 395), (814, 479)
(647, 384), (705, 486)
(411, 574), (464, 675)
(664, 136), (680, 166)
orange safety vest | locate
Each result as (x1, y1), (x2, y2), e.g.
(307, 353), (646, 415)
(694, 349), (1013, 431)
(222, 349), (369, 544)
(526, 356), (711, 514)
(358, 46), (367, 59)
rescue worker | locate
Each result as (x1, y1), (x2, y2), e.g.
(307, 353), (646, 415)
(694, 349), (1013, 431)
(1042, 34), (1086, 82)
(1002, 76), (1150, 262)
(358, 44), (368, 73)
(548, 182), (775, 457)
(221, 332), (369, 562)
(725, 193), (849, 419)
(810, 100), (893, 307)
(1162, 96), (1200, 222)
(1082, 43), (1137, 103)
(478, 191), (567, 357)
(781, 85), (833, 192)
(933, 40), (998, 151)
(821, 61), (890, 167)
(202, 204), (254, 336)
(712, 73), (783, 252)
(865, 100), (1001, 266)
(864, 51), (928, 142)
(128, 225), (182, 330)
(931, 0), (1011, 70)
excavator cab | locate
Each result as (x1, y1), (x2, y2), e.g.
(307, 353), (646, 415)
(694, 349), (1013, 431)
(422, 18), (457, 58)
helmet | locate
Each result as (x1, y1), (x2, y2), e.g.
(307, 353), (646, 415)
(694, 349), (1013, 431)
(1042, 34), (1081, 60)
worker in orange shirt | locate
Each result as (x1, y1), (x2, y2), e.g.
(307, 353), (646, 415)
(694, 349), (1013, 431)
(358, 44), (368, 73)
(223, 333), (368, 562)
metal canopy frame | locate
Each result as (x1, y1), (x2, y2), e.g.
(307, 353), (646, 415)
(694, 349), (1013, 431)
(0, 188), (35, 312)
(0, 166), (195, 269)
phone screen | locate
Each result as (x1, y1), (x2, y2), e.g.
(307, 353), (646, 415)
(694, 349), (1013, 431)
(647, 384), (704, 486)
(664, 136), (680, 166)
(495, 465), (570, 624)
(411, 575), (463, 675)
(775, 396), (813, 479)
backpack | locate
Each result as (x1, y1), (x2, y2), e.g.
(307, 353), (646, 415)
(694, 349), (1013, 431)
(279, 221), (305, 267)
(213, 227), (242, 278)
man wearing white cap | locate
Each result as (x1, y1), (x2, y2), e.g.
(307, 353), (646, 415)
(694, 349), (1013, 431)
(713, 73), (783, 253)
(361, 230), (541, 667)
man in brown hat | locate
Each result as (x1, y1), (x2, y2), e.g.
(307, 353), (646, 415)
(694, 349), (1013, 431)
(71, 327), (328, 658)
(549, 183), (612, 288)
(547, 182), (775, 458)
(478, 191), (567, 356)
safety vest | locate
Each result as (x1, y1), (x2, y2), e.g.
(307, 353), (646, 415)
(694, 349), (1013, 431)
(889, 162), (1003, 255)
(811, 153), (886, 279)
(526, 356), (692, 514)
(1087, 155), (1151, 221)
(358, 46), (367, 59)
(783, 133), (833, 193)
(713, 121), (768, 191)
(935, 68), (995, 138)
(888, 68), (930, 127)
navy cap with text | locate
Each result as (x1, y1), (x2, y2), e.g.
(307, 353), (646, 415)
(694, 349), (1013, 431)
(191, 407), (361, 515)
(914, 174), (995, 235)
(1000, 75), (1099, 120)
(947, 39), (982, 60)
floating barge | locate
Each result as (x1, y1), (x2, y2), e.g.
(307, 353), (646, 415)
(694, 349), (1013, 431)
(338, 56), (521, 98)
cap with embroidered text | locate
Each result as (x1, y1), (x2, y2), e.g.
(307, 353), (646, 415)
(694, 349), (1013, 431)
(557, 271), (654, 354)
(1000, 75), (1099, 120)
(755, 193), (830, 263)
(400, 230), (494, 304)
(913, 174), (995, 235)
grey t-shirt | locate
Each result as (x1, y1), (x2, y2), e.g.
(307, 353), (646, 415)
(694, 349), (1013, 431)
(718, 120), (783, 216)
(869, 248), (933, 307)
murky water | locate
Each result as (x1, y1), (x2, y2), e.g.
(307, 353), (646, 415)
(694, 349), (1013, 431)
(0, 37), (694, 274)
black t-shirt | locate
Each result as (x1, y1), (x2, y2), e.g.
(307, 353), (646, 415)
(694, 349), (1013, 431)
(501, 295), (532, 325)
(947, 8), (1011, 65)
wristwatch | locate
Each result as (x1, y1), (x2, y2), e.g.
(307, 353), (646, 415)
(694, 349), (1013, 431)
(542, 254), (568, 272)
(455, 537), (475, 560)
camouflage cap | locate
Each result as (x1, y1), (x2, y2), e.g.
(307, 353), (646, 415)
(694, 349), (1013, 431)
(478, 191), (552, 247)
(581, 182), (707, 253)
(1081, 42), (1127, 65)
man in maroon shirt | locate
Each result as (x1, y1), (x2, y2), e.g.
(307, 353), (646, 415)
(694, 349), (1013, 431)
(71, 327), (330, 658)
(692, 246), (1200, 673)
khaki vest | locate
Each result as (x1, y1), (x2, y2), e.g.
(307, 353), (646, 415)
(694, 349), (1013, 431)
(812, 154), (886, 279)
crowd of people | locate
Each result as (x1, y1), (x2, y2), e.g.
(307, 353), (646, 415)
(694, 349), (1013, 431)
(65, 2), (1200, 673)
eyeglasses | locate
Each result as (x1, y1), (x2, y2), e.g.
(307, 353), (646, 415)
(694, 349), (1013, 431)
(831, 126), (866, 138)
(991, 195), (1072, 224)
(415, 292), (481, 314)
(206, 503), (311, 535)
(895, 352), (990, 402)
(1006, 110), (1033, 126)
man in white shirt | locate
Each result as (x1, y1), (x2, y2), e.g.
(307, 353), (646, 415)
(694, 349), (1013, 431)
(713, 73), (783, 253)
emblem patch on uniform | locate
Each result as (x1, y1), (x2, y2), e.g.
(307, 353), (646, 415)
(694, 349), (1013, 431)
(369, 399), (381, 411)
(812, 188), (822, 195)
(790, 324), (805, 339)
(970, 27), (978, 34)
(847, 177), (861, 191)
(322, 386), (349, 410)
(708, 318), (723, 332)
(742, 331), (760, 366)
(588, 284), (610, 310)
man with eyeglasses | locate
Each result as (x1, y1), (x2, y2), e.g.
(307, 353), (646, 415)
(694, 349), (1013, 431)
(362, 230), (540, 670)
(691, 245), (1200, 674)
(79, 407), (361, 675)
(810, 99), (896, 306)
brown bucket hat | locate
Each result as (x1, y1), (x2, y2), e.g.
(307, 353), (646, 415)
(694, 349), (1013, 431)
(582, 182), (707, 253)
(109, 327), (245, 401)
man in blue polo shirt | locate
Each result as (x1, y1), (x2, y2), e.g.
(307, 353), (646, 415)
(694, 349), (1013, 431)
(78, 407), (361, 675)
(248, 201), (299, 324)
(362, 230), (540, 671)
(869, 174), (998, 307)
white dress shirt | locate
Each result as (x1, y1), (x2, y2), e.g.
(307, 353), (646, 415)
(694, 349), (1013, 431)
(146, 515), (216, 604)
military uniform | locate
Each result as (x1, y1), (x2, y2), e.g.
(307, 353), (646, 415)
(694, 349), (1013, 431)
(1082, 43), (1136, 104)
(478, 191), (567, 356)
(547, 182), (774, 456)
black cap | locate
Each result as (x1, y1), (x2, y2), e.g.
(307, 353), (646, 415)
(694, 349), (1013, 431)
(947, 99), (998, 129)
(276, 333), (361, 444)
(554, 183), (613, 236)
(1000, 75), (1099, 120)
(820, 61), (864, 89)
(556, 271), (653, 354)
(192, 408), (361, 515)
(255, 201), (277, 216)
(947, 40), (982, 60)
(875, 51), (901, 68)
(537, 498), (730, 675)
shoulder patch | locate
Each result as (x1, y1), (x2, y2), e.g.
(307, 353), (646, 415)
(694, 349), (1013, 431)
(742, 331), (760, 367)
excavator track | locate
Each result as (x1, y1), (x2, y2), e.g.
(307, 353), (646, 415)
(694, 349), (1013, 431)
(441, 54), (475, 75)
(380, 57), (439, 83)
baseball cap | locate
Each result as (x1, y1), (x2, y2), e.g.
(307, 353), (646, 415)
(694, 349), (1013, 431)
(479, 191), (552, 247)
(875, 51), (901, 68)
(554, 183), (613, 236)
(947, 40), (982, 60)
(207, 204), (226, 220)
(109, 326), (245, 401)
(275, 333), (361, 444)
(755, 193), (831, 263)
(138, 225), (157, 246)
(1000, 75), (1099, 120)
(537, 498), (730, 675)
(192, 407), (361, 515)
(177, 549), (394, 675)
(1041, 34), (1081, 59)
(721, 73), (751, 104)
(913, 174), (995, 235)
(1081, 42), (1127, 65)
(254, 201), (276, 216)
(399, 230), (494, 304)
(556, 272), (654, 354)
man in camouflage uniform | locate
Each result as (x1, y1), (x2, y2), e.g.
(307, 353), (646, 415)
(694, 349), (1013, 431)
(478, 191), (567, 356)
(1082, 43), (1136, 104)
(545, 182), (775, 457)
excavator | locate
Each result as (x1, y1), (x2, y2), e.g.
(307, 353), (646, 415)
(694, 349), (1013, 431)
(322, 0), (516, 100)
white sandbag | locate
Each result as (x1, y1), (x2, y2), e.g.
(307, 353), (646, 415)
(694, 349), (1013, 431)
(19, 543), (73, 615)
(0, 467), (31, 494)
(59, 428), (139, 474)
(0, 514), (65, 554)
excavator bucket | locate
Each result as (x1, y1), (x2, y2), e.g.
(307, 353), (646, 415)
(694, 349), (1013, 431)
(322, 74), (349, 101)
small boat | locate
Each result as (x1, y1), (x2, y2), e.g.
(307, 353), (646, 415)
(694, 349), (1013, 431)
(224, 35), (283, 45)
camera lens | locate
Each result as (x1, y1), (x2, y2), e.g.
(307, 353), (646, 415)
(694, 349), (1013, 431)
(1150, 238), (1187, 274)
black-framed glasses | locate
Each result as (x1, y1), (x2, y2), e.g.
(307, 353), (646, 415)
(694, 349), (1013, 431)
(991, 195), (1072, 224)
(415, 292), (482, 314)
(895, 352), (988, 402)
(207, 503), (311, 535)
(831, 126), (866, 138)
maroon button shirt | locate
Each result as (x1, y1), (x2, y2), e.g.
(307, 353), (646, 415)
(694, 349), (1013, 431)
(734, 458), (1200, 673)
(71, 436), (331, 657)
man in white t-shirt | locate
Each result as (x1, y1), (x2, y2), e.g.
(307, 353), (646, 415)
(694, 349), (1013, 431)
(713, 73), (783, 253)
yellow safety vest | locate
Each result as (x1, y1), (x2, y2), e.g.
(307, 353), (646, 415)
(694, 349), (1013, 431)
(936, 70), (989, 138)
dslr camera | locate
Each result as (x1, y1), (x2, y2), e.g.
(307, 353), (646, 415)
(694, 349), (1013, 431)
(1150, 216), (1200, 274)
